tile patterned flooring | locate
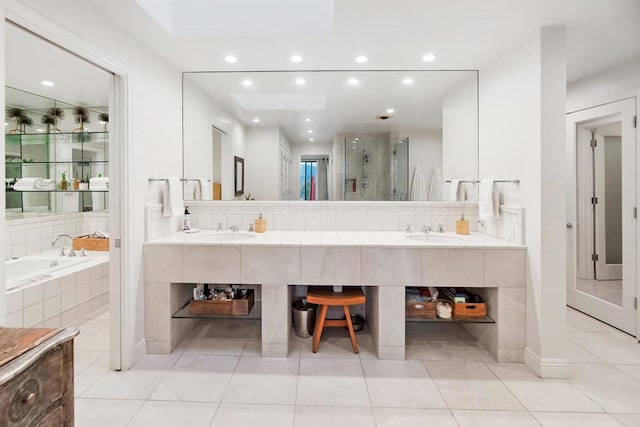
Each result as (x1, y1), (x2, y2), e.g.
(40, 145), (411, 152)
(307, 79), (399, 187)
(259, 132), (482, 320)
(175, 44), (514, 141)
(74, 308), (640, 426)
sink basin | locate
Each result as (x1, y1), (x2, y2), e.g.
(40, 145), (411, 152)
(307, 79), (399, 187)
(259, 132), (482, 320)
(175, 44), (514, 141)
(198, 232), (255, 242)
(406, 233), (467, 244)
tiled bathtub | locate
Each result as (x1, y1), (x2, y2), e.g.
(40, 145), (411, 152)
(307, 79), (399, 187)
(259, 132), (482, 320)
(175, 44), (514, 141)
(5, 249), (110, 328)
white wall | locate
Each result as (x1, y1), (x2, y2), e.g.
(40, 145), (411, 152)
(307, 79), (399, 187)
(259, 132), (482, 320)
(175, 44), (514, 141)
(404, 130), (442, 200)
(5, 0), (185, 368)
(479, 27), (568, 378)
(183, 77), (247, 199)
(443, 74), (479, 181)
(567, 58), (640, 112)
(244, 126), (280, 200)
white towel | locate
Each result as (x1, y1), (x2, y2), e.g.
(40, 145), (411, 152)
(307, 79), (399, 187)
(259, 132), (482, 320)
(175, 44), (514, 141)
(14, 177), (43, 190)
(449, 179), (462, 201)
(184, 181), (198, 201)
(89, 177), (109, 190)
(163, 177), (183, 217)
(410, 167), (427, 201)
(478, 179), (498, 219)
(427, 167), (442, 201)
(198, 179), (213, 201)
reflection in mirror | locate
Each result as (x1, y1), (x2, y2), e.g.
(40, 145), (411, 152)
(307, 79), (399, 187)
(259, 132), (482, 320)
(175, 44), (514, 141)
(4, 22), (111, 220)
(234, 156), (244, 196)
(183, 70), (478, 201)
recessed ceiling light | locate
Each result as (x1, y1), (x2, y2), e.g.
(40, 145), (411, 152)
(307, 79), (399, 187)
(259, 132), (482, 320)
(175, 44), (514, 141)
(386, 108), (395, 114)
(352, 146), (356, 149)
(36, 128), (44, 132)
(41, 80), (54, 87)
(242, 79), (253, 87)
(304, 118), (312, 122)
(354, 138), (359, 141)
(422, 53), (436, 62)
(307, 130), (313, 134)
(252, 118), (260, 123)
(402, 77), (414, 85)
(348, 78), (359, 85)
(224, 55), (237, 63)
(355, 55), (368, 63)
(295, 78), (306, 86)
(352, 141), (357, 144)
(290, 54), (303, 63)
(309, 138), (315, 142)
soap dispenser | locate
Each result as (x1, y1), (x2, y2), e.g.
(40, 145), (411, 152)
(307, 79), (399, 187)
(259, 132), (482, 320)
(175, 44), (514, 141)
(254, 212), (267, 233)
(456, 214), (469, 235)
(183, 206), (191, 230)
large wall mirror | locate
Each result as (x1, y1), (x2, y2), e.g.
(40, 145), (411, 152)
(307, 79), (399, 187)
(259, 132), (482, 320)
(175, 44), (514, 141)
(183, 70), (478, 201)
(4, 22), (111, 220)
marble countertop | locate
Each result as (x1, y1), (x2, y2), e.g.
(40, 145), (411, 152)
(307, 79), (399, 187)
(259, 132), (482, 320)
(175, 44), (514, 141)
(145, 230), (525, 250)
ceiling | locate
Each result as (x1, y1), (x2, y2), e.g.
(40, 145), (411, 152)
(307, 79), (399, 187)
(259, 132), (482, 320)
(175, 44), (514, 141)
(187, 70), (475, 144)
(80, 0), (640, 82)
(4, 22), (111, 108)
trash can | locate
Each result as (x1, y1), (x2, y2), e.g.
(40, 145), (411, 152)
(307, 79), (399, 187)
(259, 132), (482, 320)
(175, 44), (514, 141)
(292, 298), (317, 338)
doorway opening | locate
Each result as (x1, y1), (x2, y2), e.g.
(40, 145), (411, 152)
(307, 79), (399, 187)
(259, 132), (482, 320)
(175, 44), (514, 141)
(567, 98), (637, 335)
(3, 19), (124, 369)
(300, 156), (329, 200)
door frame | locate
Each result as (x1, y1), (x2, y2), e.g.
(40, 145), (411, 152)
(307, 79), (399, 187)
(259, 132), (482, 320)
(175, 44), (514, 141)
(3, 2), (132, 368)
(566, 98), (637, 335)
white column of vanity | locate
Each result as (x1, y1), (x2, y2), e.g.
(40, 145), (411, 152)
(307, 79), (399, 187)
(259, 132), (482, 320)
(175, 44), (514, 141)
(143, 231), (525, 361)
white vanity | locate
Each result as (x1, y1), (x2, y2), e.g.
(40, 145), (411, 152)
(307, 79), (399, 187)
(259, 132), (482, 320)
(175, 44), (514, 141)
(143, 229), (526, 362)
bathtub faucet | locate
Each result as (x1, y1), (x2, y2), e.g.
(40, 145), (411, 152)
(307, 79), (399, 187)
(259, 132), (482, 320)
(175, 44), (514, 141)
(51, 234), (76, 257)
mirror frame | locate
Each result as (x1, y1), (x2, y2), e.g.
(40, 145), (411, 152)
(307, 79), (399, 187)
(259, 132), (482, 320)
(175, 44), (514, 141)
(234, 155), (244, 196)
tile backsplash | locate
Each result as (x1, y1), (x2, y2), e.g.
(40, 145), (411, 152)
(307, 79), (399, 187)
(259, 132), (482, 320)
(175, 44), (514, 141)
(182, 201), (479, 233)
(482, 205), (525, 244)
(5, 211), (109, 258)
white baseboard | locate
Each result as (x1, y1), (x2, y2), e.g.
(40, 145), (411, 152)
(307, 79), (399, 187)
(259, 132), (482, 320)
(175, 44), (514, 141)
(524, 347), (571, 379)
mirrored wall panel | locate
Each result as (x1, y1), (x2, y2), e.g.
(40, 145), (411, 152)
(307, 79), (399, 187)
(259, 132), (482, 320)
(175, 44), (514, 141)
(183, 70), (478, 201)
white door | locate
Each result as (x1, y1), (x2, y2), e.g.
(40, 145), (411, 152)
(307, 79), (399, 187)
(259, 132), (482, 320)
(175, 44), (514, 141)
(567, 98), (637, 335)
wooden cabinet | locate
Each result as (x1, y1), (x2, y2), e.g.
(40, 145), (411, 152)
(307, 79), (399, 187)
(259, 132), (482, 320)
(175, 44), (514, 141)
(0, 328), (78, 426)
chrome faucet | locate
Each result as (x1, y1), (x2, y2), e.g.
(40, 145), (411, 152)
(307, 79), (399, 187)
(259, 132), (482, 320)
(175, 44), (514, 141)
(230, 225), (239, 232)
(421, 225), (432, 233)
(51, 234), (75, 257)
(216, 222), (224, 232)
(248, 223), (254, 232)
(405, 224), (413, 233)
(437, 224), (445, 233)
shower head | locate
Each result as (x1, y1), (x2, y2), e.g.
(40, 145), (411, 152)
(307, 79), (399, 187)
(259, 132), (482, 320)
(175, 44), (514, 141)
(362, 150), (369, 163)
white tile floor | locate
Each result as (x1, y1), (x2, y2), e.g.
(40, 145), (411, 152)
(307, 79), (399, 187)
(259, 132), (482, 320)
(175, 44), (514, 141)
(74, 308), (640, 426)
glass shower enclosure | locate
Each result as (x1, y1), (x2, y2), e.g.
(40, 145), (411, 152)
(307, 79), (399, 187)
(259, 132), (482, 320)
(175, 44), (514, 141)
(343, 135), (409, 201)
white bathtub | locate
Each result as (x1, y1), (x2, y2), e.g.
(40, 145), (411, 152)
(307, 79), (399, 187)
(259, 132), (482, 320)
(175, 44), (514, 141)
(5, 249), (108, 291)
(5, 249), (110, 328)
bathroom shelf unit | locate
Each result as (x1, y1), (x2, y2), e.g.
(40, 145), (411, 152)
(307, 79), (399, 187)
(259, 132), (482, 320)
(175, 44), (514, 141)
(405, 315), (495, 324)
(172, 300), (262, 320)
(5, 131), (108, 213)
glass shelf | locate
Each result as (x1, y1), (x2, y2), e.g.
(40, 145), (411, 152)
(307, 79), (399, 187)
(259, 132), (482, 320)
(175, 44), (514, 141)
(406, 315), (495, 324)
(7, 189), (108, 193)
(6, 161), (108, 165)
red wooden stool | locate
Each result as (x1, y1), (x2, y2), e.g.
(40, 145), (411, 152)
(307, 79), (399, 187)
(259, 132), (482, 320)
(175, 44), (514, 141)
(306, 287), (366, 353)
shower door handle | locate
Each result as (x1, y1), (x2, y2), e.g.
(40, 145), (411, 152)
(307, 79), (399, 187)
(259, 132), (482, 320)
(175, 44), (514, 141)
(566, 222), (573, 229)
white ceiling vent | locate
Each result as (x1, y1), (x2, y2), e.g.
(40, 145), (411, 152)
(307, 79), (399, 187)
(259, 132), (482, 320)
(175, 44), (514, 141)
(135, 0), (334, 37)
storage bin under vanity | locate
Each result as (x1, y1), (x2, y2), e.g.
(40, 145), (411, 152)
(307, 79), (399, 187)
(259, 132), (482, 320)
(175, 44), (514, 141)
(189, 288), (255, 316)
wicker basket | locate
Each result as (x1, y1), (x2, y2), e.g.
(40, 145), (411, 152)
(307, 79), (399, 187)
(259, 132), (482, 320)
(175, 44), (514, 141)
(72, 235), (109, 251)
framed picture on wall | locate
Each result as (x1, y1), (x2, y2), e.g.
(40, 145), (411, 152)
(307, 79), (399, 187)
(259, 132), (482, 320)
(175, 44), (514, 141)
(234, 156), (244, 196)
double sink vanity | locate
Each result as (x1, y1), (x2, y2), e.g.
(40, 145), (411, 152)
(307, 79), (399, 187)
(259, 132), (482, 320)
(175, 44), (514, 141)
(144, 226), (526, 363)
